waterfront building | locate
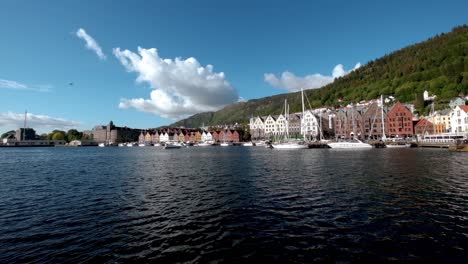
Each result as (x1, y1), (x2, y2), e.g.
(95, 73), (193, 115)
(145, 132), (152, 143)
(231, 130), (240, 142)
(387, 102), (414, 138)
(288, 114), (301, 137)
(138, 131), (145, 143)
(249, 116), (266, 139)
(275, 114), (287, 135)
(151, 132), (160, 143)
(414, 119), (435, 135)
(194, 131), (202, 142)
(333, 108), (364, 139)
(450, 105), (468, 133)
(15, 128), (37, 141)
(362, 102), (388, 140)
(428, 109), (451, 134)
(86, 121), (141, 143)
(160, 132), (169, 142)
(177, 131), (185, 142)
(301, 110), (319, 139)
(334, 110), (347, 139)
(264, 115), (276, 135)
(211, 131), (220, 142)
(201, 131), (213, 142)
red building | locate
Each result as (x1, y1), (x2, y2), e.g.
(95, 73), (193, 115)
(387, 102), (414, 138)
(414, 119), (435, 135)
(211, 131), (220, 142)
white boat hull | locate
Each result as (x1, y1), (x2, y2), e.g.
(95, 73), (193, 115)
(327, 141), (372, 149)
(164, 144), (181, 149)
(242, 142), (254, 146)
(386, 143), (411, 148)
(272, 143), (308, 149)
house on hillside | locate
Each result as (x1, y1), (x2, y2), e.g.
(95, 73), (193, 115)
(449, 97), (466, 109)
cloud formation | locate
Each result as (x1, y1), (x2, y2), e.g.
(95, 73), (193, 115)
(0, 79), (51, 92)
(264, 63), (361, 92)
(113, 47), (239, 119)
(0, 112), (80, 130)
(76, 28), (106, 60)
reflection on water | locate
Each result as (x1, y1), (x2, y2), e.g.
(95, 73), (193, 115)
(0, 147), (467, 262)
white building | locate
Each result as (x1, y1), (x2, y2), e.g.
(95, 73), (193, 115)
(249, 117), (265, 131)
(301, 110), (319, 138)
(275, 114), (287, 134)
(450, 105), (468, 133)
(264, 115), (276, 135)
(160, 132), (169, 142)
(201, 131), (213, 142)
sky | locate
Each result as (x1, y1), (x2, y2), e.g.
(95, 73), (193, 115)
(0, 0), (467, 134)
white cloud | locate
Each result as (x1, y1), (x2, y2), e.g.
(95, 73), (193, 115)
(0, 112), (80, 131)
(0, 79), (51, 92)
(76, 28), (106, 60)
(114, 47), (239, 119)
(264, 63), (361, 92)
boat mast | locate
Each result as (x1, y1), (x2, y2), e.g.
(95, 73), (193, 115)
(23, 110), (27, 141)
(301, 88), (306, 140)
(381, 95), (386, 141)
(351, 105), (356, 139)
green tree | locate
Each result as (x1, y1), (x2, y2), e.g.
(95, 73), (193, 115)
(66, 129), (82, 141)
(1, 130), (15, 139)
(50, 130), (66, 141)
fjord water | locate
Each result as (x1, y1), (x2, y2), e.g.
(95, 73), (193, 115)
(0, 147), (467, 262)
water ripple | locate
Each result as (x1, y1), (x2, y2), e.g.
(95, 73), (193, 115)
(0, 147), (467, 262)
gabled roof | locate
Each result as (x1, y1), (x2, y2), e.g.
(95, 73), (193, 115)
(460, 105), (468, 113)
(415, 119), (433, 127)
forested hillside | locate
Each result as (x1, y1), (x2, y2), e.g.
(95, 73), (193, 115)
(172, 25), (468, 128)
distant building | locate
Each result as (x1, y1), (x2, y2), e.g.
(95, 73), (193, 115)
(15, 128), (37, 141)
(449, 97), (466, 109)
(85, 121), (141, 143)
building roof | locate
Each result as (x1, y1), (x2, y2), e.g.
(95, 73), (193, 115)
(460, 105), (468, 113)
(415, 119), (434, 127)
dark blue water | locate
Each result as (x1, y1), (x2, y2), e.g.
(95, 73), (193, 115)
(0, 147), (467, 263)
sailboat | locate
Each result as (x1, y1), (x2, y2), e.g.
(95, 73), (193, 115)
(271, 88), (308, 149)
(327, 104), (372, 149)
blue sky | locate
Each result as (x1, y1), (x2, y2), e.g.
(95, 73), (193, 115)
(0, 0), (467, 133)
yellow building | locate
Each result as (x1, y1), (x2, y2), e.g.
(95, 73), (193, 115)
(428, 110), (451, 134)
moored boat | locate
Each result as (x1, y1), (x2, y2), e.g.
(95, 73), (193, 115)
(163, 143), (182, 149)
(327, 139), (372, 149)
(272, 141), (308, 149)
(385, 142), (411, 148)
(448, 139), (468, 152)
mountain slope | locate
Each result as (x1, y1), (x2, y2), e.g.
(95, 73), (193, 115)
(171, 25), (468, 128)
